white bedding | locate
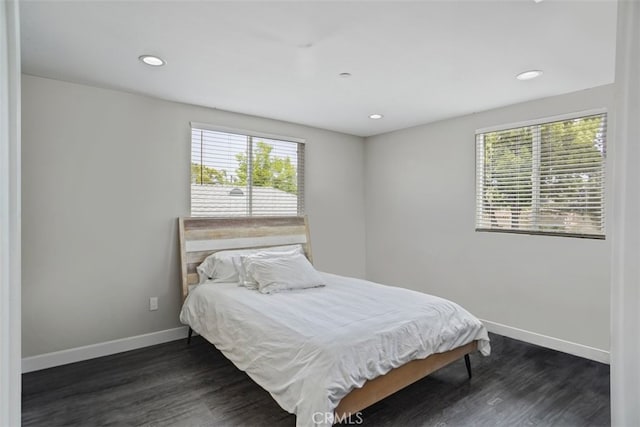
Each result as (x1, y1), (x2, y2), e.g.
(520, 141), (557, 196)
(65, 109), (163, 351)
(179, 272), (490, 427)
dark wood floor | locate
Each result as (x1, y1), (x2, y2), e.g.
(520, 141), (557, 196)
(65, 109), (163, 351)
(22, 333), (610, 426)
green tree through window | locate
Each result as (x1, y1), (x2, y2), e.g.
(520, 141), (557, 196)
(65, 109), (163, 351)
(191, 163), (228, 185)
(476, 113), (606, 238)
(190, 126), (304, 217)
(235, 141), (297, 194)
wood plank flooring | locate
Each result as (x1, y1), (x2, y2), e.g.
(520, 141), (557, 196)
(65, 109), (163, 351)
(22, 333), (610, 426)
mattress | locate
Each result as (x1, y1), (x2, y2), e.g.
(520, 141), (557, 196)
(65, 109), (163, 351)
(180, 272), (490, 426)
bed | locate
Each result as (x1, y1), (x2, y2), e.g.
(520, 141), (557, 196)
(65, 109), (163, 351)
(178, 216), (490, 426)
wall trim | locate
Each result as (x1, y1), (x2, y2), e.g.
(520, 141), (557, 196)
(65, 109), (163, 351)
(481, 319), (609, 364)
(22, 320), (610, 373)
(22, 326), (189, 373)
(1, 1), (22, 425)
(21, 321), (609, 374)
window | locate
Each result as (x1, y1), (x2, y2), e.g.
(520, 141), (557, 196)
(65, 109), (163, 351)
(475, 111), (607, 239)
(190, 123), (305, 217)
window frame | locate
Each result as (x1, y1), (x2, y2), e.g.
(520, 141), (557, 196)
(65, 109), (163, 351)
(475, 108), (607, 240)
(189, 122), (306, 217)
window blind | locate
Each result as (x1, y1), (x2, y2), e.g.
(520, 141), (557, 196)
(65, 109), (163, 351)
(190, 126), (305, 217)
(475, 112), (607, 238)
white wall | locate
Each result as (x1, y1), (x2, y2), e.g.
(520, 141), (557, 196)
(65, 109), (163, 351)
(611, 1), (640, 423)
(0, 0), (21, 424)
(21, 75), (366, 357)
(365, 85), (614, 355)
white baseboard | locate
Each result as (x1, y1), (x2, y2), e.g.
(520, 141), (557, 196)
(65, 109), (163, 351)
(481, 319), (609, 364)
(22, 321), (609, 373)
(22, 326), (189, 373)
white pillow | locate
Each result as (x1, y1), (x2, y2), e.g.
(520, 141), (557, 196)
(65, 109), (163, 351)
(232, 256), (258, 289)
(196, 244), (303, 284)
(234, 248), (301, 289)
(231, 256), (250, 287)
(244, 252), (326, 294)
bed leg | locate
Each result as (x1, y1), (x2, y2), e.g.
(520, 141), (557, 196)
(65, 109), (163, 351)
(464, 354), (472, 379)
(187, 327), (193, 345)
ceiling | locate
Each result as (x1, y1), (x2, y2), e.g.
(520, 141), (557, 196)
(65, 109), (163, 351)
(20, 0), (617, 137)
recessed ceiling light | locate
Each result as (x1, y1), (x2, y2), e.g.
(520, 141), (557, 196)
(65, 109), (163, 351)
(339, 72), (352, 78)
(369, 114), (384, 120)
(516, 70), (543, 80)
(533, 0), (544, 3)
(139, 55), (165, 67)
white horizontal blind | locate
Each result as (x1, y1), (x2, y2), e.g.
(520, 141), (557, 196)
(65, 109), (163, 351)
(476, 112), (607, 238)
(191, 127), (304, 217)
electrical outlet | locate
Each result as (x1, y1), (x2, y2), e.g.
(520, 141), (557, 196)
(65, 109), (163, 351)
(149, 297), (158, 311)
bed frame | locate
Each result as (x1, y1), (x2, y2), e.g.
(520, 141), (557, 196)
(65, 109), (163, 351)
(178, 216), (476, 419)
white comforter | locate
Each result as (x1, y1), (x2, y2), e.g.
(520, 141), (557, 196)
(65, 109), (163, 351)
(180, 272), (490, 427)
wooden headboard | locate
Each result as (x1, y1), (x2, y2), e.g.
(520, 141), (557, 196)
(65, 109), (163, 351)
(178, 216), (312, 300)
